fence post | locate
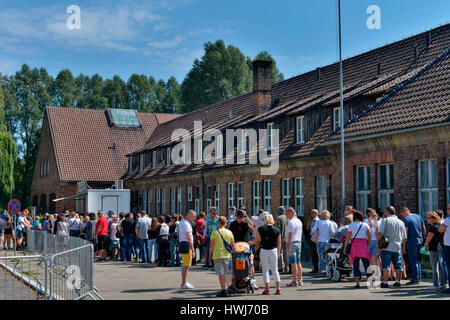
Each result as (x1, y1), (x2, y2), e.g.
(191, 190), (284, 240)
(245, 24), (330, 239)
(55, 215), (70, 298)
(43, 231), (47, 256)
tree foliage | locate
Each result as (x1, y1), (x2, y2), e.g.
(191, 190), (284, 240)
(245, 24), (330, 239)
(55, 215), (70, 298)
(0, 78), (18, 207)
(1, 41), (282, 208)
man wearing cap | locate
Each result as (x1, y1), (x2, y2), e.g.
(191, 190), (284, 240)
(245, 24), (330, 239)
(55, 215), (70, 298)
(276, 206), (289, 273)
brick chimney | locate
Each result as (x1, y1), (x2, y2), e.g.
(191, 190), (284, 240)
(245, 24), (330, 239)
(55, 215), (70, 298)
(252, 59), (272, 115)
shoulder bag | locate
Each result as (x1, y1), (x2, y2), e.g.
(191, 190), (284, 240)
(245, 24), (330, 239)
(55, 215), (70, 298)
(217, 229), (233, 253)
(378, 218), (391, 249)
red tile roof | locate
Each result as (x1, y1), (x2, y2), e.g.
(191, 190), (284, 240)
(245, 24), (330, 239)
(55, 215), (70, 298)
(125, 23), (450, 181)
(45, 107), (178, 182)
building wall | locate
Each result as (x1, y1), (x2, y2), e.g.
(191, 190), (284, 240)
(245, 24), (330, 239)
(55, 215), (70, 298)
(127, 125), (450, 221)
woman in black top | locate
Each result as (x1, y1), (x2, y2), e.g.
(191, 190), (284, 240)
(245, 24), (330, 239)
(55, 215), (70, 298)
(250, 213), (282, 295)
(424, 211), (446, 289)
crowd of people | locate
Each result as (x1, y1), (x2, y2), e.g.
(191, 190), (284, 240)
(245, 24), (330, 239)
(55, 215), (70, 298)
(1, 203), (450, 297)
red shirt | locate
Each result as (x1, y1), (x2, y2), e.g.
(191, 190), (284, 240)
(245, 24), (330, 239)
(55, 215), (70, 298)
(95, 216), (109, 236)
(196, 218), (205, 233)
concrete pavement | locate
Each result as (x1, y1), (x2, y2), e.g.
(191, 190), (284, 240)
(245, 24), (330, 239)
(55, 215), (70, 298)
(93, 260), (449, 300)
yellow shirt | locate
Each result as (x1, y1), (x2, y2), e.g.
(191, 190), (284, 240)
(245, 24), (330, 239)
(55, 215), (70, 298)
(210, 228), (234, 260)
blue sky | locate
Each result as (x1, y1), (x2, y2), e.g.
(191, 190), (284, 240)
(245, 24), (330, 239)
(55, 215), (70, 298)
(0, 0), (449, 82)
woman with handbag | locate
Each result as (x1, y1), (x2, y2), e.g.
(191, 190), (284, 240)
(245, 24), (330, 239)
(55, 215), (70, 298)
(313, 210), (336, 275)
(209, 216), (234, 297)
(344, 211), (371, 288)
(306, 209), (320, 274)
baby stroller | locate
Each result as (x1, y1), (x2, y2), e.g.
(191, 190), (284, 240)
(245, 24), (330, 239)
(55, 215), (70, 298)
(232, 242), (254, 294)
(325, 238), (353, 282)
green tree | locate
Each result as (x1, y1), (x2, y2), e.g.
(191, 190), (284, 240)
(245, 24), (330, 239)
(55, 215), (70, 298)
(161, 76), (181, 113)
(181, 40), (252, 113)
(254, 51), (284, 83)
(127, 74), (152, 112)
(153, 79), (167, 113)
(103, 75), (128, 109)
(75, 74), (90, 108)
(53, 69), (81, 107)
(85, 74), (108, 109)
(1, 64), (52, 207)
(0, 82), (17, 207)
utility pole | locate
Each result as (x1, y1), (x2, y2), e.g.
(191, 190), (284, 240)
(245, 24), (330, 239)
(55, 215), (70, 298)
(338, 0), (345, 222)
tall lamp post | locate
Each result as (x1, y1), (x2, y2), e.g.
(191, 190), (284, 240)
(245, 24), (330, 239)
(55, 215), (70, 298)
(338, 0), (345, 222)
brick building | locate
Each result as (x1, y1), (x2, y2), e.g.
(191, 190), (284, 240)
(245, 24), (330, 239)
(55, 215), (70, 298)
(124, 24), (450, 219)
(30, 107), (179, 212)
(31, 24), (450, 219)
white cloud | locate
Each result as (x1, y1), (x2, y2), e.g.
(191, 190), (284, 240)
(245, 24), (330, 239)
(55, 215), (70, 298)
(146, 36), (185, 49)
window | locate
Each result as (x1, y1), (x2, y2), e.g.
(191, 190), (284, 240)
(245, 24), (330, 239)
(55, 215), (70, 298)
(128, 157), (133, 173)
(171, 188), (176, 213)
(156, 189), (161, 215)
(378, 164), (394, 210)
(40, 162), (43, 177)
(228, 183), (234, 208)
(152, 151), (156, 169)
(177, 187), (182, 213)
(282, 178), (291, 208)
(419, 160), (438, 216)
(148, 190), (152, 215)
(166, 148), (171, 166)
(356, 166), (371, 212)
(447, 159), (450, 206)
(316, 176), (327, 212)
(161, 189), (166, 214)
(187, 186), (193, 202)
(214, 184), (220, 213)
(143, 190), (147, 212)
(237, 182), (244, 208)
(296, 116), (305, 144)
(139, 154), (144, 172)
(195, 199), (200, 213)
(253, 181), (260, 214)
(267, 123), (274, 150)
(294, 178), (304, 216)
(46, 160), (50, 176)
(108, 108), (141, 127)
(263, 180), (271, 212)
(207, 185), (213, 212)
(333, 107), (341, 131)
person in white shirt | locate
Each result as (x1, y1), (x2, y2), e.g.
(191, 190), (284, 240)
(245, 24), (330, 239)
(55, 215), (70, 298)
(68, 212), (81, 237)
(0, 216), (5, 249)
(438, 203), (450, 293)
(311, 210), (336, 275)
(364, 209), (381, 268)
(285, 207), (304, 287)
(179, 210), (197, 289)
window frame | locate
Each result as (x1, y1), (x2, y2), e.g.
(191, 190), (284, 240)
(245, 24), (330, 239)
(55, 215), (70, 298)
(418, 159), (438, 217)
(156, 189), (161, 216)
(214, 184), (220, 214)
(296, 116), (305, 144)
(170, 188), (176, 214)
(294, 177), (304, 216)
(316, 176), (327, 212)
(263, 180), (271, 212)
(253, 180), (260, 215)
(237, 182), (244, 209)
(378, 163), (394, 210)
(267, 122), (274, 150)
(333, 107), (341, 131)
(161, 189), (166, 215)
(282, 178), (291, 209)
(166, 147), (171, 167)
(228, 183), (234, 208)
(356, 166), (371, 212)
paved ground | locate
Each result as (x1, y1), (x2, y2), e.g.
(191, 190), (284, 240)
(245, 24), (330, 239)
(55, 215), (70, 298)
(93, 260), (450, 300)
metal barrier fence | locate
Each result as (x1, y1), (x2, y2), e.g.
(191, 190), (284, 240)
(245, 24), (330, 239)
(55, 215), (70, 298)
(0, 255), (47, 300)
(0, 230), (102, 300)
